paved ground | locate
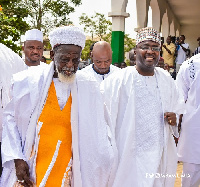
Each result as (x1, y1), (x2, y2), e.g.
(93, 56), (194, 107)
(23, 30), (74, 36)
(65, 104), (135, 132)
(174, 162), (183, 187)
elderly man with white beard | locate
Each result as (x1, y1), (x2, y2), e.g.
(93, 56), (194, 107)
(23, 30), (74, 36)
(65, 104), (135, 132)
(1, 26), (113, 187)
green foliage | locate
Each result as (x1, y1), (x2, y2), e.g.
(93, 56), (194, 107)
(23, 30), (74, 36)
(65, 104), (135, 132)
(124, 34), (136, 52)
(0, 0), (30, 53)
(79, 12), (111, 40)
(24, 0), (82, 34)
(0, 0), (82, 53)
(78, 12), (135, 61)
(81, 39), (94, 61)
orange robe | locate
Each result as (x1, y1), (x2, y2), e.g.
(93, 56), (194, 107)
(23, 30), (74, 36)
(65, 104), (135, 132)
(36, 81), (72, 186)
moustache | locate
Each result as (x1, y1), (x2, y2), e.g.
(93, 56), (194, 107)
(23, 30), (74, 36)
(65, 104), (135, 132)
(31, 53), (39, 56)
(62, 66), (75, 72)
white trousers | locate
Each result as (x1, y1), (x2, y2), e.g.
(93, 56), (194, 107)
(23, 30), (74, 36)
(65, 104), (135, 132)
(182, 162), (200, 187)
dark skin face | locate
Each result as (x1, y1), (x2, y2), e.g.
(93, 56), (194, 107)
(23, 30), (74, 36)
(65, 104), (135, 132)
(14, 45), (82, 186)
(91, 42), (112, 74)
(52, 44), (82, 77)
(166, 36), (171, 45)
(178, 36), (185, 44)
(22, 40), (44, 66)
(135, 40), (160, 76)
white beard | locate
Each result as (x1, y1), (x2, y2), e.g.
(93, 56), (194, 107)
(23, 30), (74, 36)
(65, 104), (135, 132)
(57, 71), (76, 83)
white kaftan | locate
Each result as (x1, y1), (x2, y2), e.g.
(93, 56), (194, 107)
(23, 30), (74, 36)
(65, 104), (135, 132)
(0, 43), (26, 140)
(101, 66), (185, 187)
(81, 64), (119, 83)
(176, 53), (200, 164)
(1, 62), (113, 187)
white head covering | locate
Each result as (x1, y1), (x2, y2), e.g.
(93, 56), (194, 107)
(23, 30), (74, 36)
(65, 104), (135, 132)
(25, 29), (43, 42)
(136, 27), (161, 45)
(49, 26), (86, 49)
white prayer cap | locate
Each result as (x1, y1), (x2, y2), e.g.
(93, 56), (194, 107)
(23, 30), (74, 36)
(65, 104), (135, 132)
(49, 26), (86, 49)
(136, 27), (161, 45)
(24, 29), (43, 42)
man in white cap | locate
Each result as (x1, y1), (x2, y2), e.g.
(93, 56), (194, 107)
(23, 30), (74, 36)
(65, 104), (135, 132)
(23, 29), (44, 66)
(100, 27), (185, 187)
(1, 26), (113, 187)
(0, 43), (26, 177)
(81, 41), (119, 83)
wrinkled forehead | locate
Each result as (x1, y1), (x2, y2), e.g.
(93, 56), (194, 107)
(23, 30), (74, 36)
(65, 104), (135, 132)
(55, 44), (82, 53)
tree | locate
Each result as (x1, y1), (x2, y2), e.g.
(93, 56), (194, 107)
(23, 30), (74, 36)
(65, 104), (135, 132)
(24, 0), (82, 34)
(79, 12), (111, 40)
(0, 0), (82, 53)
(81, 39), (94, 61)
(0, 1), (30, 53)
(124, 34), (136, 53)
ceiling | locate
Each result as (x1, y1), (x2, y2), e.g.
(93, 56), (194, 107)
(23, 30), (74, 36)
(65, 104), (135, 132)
(167, 0), (200, 25)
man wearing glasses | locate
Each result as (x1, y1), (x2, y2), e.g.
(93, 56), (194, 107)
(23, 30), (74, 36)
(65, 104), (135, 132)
(101, 27), (185, 187)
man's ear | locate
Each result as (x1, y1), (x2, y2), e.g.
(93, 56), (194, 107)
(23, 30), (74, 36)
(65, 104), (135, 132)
(50, 50), (54, 61)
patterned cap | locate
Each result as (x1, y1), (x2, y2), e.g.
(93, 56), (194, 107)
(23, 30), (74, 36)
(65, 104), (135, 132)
(136, 27), (161, 45)
(49, 26), (86, 49)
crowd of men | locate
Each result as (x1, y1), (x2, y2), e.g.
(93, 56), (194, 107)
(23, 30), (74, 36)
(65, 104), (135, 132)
(0, 26), (200, 187)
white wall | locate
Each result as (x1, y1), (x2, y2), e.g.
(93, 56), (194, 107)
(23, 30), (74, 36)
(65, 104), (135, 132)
(181, 25), (200, 54)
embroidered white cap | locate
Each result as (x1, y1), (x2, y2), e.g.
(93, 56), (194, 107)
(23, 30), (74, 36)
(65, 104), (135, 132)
(24, 29), (43, 42)
(49, 26), (86, 49)
(136, 27), (161, 45)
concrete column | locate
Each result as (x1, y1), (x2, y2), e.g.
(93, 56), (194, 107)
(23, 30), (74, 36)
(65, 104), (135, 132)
(135, 0), (150, 31)
(161, 12), (169, 40)
(150, 0), (161, 32)
(169, 21), (175, 36)
(109, 0), (129, 64)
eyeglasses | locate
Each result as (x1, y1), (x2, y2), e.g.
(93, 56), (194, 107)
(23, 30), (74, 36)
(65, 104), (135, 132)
(139, 46), (160, 52)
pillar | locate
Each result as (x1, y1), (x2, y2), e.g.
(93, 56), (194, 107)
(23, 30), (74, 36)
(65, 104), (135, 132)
(109, 0), (129, 64)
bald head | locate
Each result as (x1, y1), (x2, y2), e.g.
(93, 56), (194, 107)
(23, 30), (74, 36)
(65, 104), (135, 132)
(91, 41), (112, 74)
(92, 41), (112, 53)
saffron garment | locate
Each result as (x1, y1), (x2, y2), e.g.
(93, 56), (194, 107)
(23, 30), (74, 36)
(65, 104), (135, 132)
(36, 82), (72, 186)
(1, 62), (113, 187)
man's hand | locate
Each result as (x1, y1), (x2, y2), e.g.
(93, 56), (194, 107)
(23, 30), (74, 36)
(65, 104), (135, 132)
(14, 159), (33, 187)
(164, 112), (176, 126)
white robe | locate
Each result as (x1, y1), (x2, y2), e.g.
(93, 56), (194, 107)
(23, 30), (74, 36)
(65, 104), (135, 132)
(176, 53), (200, 164)
(1, 62), (113, 187)
(81, 64), (120, 83)
(0, 43), (26, 140)
(100, 66), (185, 187)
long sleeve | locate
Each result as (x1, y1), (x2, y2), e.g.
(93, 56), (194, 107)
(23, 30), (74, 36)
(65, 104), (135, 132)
(2, 96), (26, 169)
